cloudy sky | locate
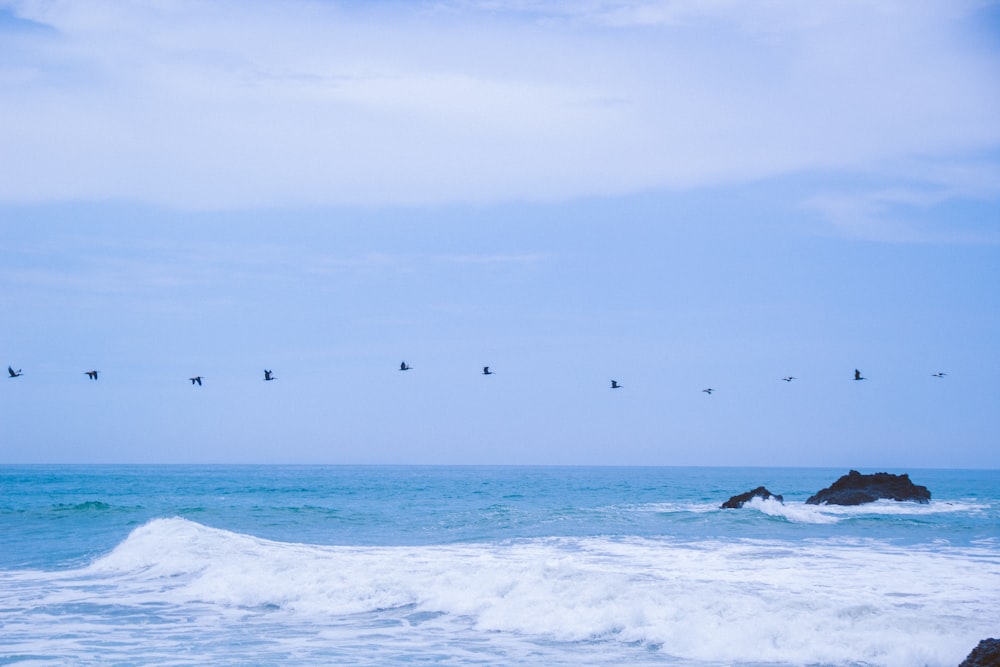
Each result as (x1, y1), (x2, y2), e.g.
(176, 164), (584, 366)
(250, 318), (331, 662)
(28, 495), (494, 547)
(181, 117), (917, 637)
(1, 0), (998, 466)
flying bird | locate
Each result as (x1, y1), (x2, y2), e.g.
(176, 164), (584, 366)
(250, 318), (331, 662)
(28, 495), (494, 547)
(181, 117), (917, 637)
(610, 380), (621, 389)
(782, 376), (796, 382)
(854, 369), (866, 381)
(399, 362), (411, 371)
(85, 370), (99, 380)
(264, 369), (275, 381)
(189, 376), (203, 386)
(482, 366), (493, 375)
(932, 372), (946, 378)
(702, 388), (714, 395)
(8, 366), (23, 378)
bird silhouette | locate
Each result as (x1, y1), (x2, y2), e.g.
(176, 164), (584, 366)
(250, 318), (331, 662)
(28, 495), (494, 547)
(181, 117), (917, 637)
(854, 369), (866, 381)
(932, 372), (946, 378)
(482, 366), (493, 375)
(702, 388), (714, 395)
(264, 369), (275, 381)
(189, 376), (203, 386)
(399, 362), (411, 371)
(782, 376), (796, 382)
(85, 370), (99, 380)
(610, 380), (621, 389)
(8, 366), (23, 378)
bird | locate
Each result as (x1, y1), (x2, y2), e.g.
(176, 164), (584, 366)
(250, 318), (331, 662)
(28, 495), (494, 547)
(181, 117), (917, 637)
(932, 372), (946, 378)
(610, 380), (621, 389)
(264, 369), (275, 381)
(399, 362), (411, 371)
(702, 388), (714, 395)
(854, 369), (866, 381)
(782, 376), (796, 382)
(8, 366), (23, 378)
(84, 370), (99, 380)
(482, 366), (493, 375)
(189, 376), (203, 386)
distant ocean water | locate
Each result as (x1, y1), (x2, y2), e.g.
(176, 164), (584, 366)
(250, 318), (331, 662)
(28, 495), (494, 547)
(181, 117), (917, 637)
(1, 466), (997, 666)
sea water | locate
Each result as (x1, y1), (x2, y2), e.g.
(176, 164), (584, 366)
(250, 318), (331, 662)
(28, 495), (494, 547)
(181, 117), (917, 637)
(0, 466), (997, 666)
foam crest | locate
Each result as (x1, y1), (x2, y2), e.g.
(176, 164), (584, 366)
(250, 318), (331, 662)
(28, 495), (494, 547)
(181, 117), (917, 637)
(744, 496), (842, 523)
(634, 498), (988, 525)
(91, 517), (261, 576)
(816, 498), (989, 517)
(63, 518), (1000, 666)
(89, 518), (421, 613)
(740, 497), (988, 525)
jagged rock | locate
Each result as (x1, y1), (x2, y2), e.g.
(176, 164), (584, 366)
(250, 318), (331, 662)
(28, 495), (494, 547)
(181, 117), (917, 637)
(959, 638), (1000, 667)
(805, 470), (930, 506)
(721, 486), (784, 509)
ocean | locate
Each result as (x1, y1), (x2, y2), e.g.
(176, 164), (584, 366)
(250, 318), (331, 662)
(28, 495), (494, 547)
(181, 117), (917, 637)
(0, 466), (997, 666)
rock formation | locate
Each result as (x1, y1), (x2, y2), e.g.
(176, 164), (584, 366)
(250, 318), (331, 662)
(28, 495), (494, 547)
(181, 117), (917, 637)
(959, 638), (1000, 667)
(721, 486), (784, 509)
(805, 470), (930, 506)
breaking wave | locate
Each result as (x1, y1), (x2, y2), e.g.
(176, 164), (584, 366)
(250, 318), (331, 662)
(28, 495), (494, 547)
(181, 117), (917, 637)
(743, 497), (989, 524)
(0, 518), (987, 666)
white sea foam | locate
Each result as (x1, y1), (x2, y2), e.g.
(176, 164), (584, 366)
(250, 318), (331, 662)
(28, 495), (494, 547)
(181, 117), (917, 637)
(2, 517), (996, 666)
(631, 498), (987, 524)
(740, 497), (989, 525)
(741, 496), (842, 523)
(631, 501), (722, 514)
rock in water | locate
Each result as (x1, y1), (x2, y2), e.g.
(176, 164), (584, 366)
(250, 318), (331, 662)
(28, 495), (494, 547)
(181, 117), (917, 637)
(721, 486), (784, 509)
(959, 638), (1000, 667)
(805, 470), (930, 506)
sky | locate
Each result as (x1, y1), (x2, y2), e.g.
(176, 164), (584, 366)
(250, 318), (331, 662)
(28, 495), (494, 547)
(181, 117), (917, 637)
(1, 0), (998, 466)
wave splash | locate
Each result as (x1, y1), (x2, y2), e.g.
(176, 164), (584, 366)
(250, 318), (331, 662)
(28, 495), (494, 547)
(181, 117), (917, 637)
(740, 497), (987, 525)
(52, 517), (995, 666)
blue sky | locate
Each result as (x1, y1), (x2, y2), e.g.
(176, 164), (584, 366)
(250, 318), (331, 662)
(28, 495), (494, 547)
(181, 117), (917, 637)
(1, 0), (998, 466)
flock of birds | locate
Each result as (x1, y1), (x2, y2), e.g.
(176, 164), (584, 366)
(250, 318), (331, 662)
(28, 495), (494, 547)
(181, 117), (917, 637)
(7, 364), (948, 393)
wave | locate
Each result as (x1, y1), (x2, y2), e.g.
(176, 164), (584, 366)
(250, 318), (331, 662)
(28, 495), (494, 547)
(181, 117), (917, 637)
(743, 496), (844, 524)
(6, 518), (976, 666)
(739, 497), (988, 524)
(633, 497), (988, 525)
(760, 498), (989, 523)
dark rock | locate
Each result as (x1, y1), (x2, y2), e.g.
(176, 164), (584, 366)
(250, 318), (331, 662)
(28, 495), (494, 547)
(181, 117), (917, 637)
(959, 638), (1000, 667)
(721, 486), (784, 509)
(805, 470), (931, 506)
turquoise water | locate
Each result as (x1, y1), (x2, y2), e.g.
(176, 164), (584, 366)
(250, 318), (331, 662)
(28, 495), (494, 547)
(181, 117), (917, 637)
(1, 466), (998, 665)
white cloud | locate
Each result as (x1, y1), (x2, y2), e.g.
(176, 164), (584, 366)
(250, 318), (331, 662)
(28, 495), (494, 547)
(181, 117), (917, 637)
(805, 156), (1000, 243)
(0, 0), (997, 208)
